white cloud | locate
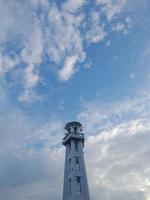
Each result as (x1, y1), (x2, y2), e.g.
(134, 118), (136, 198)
(46, 3), (85, 68)
(58, 55), (78, 81)
(18, 89), (43, 102)
(0, 53), (19, 75)
(85, 118), (150, 200)
(112, 17), (133, 34)
(78, 92), (150, 134)
(1, 83), (150, 200)
(78, 92), (150, 200)
(0, 86), (64, 200)
(0, 1), (149, 200)
(97, 0), (128, 21)
(62, 0), (87, 13)
(0, 0), (136, 100)
(19, 21), (44, 101)
(0, 0), (34, 44)
(113, 22), (126, 32)
(86, 10), (107, 43)
(31, 0), (49, 7)
(0, 80), (9, 104)
(0, 0), (41, 101)
(21, 24), (44, 85)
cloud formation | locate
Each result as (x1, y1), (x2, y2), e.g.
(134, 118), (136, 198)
(0, 81), (150, 200)
(0, 86), (64, 200)
(0, 1), (149, 200)
(0, 0), (136, 101)
(78, 92), (150, 200)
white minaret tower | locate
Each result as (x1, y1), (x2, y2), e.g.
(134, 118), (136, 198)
(62, 121), (90, 200)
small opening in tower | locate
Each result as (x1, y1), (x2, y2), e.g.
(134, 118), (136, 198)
(69, 159), (71, 173)
(69, 142), (71, 152)
(75, 141), (78, 151)
(75, 157), (80, 170)
(69, 179), (71, 196)
(76, 176), (81, 194)
(74, 126), (77, 133)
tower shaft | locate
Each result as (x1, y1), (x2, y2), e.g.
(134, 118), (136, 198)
(62, 122), (90, 200)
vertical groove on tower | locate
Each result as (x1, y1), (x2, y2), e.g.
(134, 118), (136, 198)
(62, 121), (90, 200)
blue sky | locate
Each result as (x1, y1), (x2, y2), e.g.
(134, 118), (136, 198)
(0, 0), (150, 200)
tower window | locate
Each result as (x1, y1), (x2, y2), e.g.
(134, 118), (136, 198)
(68, 142), (71, 152)
(69, 159), (71, 173)
(74, 126), (77, 133)
(76, 176), (81, 194)
(69, 179), (71, 196)
(75, 157), (80, 170)
(75, 141), (78, 151)
(71, 127), (74, 132)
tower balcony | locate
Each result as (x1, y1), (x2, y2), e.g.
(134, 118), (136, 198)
(62, 132), (84, 146)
